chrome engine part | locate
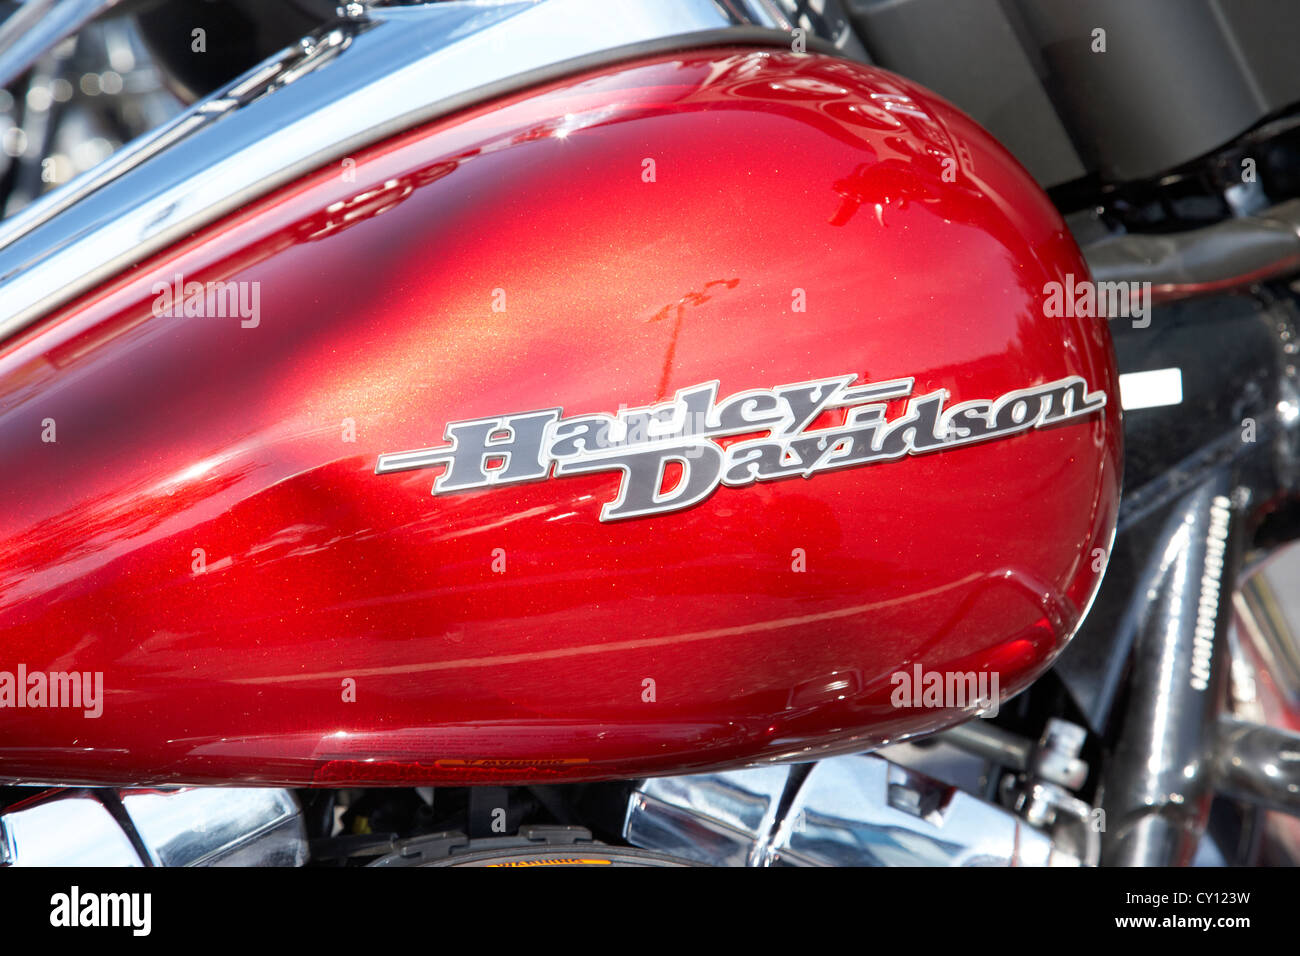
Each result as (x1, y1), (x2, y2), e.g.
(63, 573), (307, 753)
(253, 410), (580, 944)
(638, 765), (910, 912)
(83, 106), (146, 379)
(623, 751), (1088, 867)
(0, 787), (308, 866)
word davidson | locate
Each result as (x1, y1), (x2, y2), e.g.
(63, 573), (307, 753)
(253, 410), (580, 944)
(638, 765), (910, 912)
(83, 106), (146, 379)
(377, 373), (1107, 521)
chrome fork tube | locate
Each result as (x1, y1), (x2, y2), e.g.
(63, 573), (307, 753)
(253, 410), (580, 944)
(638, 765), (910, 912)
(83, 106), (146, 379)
(1101, 470), (1243, 866)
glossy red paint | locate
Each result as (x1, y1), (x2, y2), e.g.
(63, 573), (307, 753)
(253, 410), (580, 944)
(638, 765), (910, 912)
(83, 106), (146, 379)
(0, 49), (1120, 786)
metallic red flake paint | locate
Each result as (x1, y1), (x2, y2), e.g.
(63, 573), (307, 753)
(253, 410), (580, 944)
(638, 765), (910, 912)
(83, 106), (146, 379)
(0, 49), (1120, 786)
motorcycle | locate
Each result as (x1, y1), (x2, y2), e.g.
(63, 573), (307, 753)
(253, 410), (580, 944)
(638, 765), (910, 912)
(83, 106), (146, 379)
(0, 0), (1297, 868)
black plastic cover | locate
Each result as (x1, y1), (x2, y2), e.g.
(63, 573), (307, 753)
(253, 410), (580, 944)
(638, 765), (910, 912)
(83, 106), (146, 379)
(848, 0), (1300, 187)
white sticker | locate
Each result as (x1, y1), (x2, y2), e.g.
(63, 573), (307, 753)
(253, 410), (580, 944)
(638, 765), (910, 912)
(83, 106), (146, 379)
(1119, 368), (1183, 410)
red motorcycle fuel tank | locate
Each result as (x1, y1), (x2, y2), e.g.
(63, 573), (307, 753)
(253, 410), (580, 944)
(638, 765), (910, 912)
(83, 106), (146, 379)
(0, 49), (1120, 786)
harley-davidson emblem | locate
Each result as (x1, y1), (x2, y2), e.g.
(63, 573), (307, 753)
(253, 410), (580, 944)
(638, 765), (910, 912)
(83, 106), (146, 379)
(376, 374), (1106, 521)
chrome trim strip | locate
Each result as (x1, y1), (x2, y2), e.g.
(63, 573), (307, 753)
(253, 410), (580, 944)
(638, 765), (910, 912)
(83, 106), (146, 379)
(0, 0), (862, 343)
(0, 0), (123, 88)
